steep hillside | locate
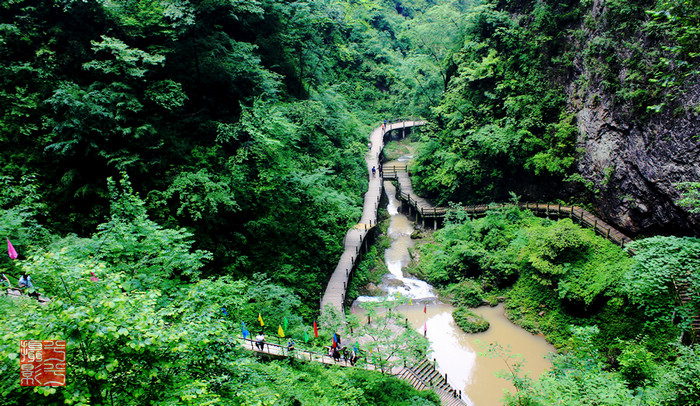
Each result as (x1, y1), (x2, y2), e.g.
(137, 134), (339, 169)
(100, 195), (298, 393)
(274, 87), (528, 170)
(570, 0), (700, 234)
(415, 0), (699, 235)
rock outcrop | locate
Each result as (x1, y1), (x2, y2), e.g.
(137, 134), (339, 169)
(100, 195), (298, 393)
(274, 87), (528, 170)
(573, 74), (700, 236)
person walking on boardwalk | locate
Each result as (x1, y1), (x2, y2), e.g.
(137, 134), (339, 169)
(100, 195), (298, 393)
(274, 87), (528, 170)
(18, 272), (33, 290)
(255, 332), (265, 350)
(332, 347), (341, 362)
(371, 166), (376, 176)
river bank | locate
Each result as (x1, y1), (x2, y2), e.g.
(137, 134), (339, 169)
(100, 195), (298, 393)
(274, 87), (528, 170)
(351, 169), (555, 406)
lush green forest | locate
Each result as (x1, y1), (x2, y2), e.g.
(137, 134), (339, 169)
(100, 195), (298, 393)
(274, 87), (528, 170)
(0, 0), (455, 404)
(1, 0), (699, 405)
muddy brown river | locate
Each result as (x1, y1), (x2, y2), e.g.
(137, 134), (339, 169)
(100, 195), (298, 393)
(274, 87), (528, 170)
(352, 174), (554, 406)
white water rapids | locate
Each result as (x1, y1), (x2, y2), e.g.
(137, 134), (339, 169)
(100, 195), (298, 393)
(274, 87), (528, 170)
(352, 171), (554, 406)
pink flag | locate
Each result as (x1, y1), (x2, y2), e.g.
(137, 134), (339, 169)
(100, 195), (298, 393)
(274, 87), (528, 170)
(90, 272), (99, 282)
(7, 238), (17, 259)
(424, 322), (427, 337)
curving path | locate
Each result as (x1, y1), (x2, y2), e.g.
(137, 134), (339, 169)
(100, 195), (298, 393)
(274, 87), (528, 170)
(323, 120), (636, 317)
(320, 120), (426, 315)
(384, 164), (633, 247)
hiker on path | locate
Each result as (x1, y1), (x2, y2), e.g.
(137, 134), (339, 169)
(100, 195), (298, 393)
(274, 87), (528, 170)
(332, 347), (341, 362)
(18, 272), (34, 290)
(255, 332), (265, 350)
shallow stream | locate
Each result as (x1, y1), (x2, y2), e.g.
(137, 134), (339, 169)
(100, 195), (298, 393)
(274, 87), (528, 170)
(352, 173), (554, 406)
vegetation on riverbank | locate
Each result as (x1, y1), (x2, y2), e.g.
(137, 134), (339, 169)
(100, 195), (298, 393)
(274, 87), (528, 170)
(452, 307), (490, 333)
(346, 211), (392, 301)
(412, 205), (700, 404)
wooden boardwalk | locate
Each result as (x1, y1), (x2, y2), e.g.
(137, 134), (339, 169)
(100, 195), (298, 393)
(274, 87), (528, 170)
(383, 164), (633, 247)
(3, 287), (50, 304)
(320, 120), (426, 315)
(238, 336), (468, 406)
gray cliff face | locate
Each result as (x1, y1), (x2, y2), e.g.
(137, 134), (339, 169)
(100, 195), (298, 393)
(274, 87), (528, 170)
(574, 86), (700, 235)
(567, 0), (700, 236)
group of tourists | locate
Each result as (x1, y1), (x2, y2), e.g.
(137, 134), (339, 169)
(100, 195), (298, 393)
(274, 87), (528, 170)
(2, 271), (34, 289)
(250, 329), (362, 367)
(326, 345), (360, 366)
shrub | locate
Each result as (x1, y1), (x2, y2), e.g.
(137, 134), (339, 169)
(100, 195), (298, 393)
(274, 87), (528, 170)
(449, 279), (485, 307)
(453, 306), (490, 333)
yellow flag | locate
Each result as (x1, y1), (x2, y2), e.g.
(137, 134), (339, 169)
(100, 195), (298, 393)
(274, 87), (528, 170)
(258, 313), (264, 327)
(278, 324), (285, 338)
(409, 298), (413, 306)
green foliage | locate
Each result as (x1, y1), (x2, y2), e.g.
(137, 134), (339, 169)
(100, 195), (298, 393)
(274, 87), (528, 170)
(352, 299), (430, 374)
(520, 219), (631, 306)
(453, 307), (490, 333)
(504, 328), (700, 406)
(347, 226), (391, 300)
(676, 182), (700, 213)
(447, 279), (485, 308)
(622, 236), (700, 333)
(617, 340), (658, 388)
(414, 0), (579, 204)
(504, 326), (635, 406)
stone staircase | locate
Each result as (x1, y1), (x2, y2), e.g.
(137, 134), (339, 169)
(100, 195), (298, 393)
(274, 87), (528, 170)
(396, 359), (467, 406)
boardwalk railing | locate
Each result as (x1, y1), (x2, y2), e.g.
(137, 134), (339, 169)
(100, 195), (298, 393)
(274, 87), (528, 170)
(320, 120), (426, 316)
(239, 337), (385, 372)
(383, 164), (633, 248)
(239, 336), (467, 405)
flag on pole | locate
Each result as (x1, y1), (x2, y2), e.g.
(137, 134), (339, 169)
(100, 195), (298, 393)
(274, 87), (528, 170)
(278, 324), (285, 338)
(332, 335), (337, 348)
(283, 317), (288, 331)
(258, 313), (264, 327)
(424, 321), (427, 337)
(7, 238), (17, 259)
(409, 298), (412, 306)
(304, 329), (309, 343)
(352, 306), (356, 314)
(423, 304), (427, 314)
(241, 322), (250, 339)
(313, 321), (318, 338)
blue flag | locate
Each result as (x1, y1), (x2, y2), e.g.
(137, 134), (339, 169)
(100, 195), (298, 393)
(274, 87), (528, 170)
(222, 307), (228, 316)
(241, 321), (249, 339)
